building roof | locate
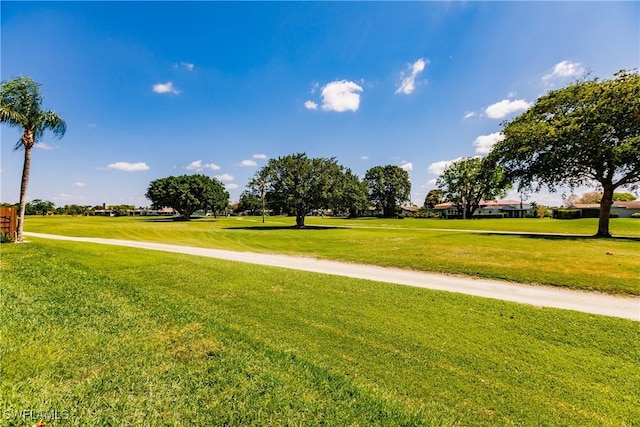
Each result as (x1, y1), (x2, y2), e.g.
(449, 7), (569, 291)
(613, 201), (640, 209)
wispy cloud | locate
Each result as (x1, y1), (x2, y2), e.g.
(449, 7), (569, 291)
(396, 58), (428, 95)
(181, 62), (194, 71)
(543, 60), (585, 83)
(400, 161), (413, 171)
(485, 99), (531, 119)
(321, 80), (363, 112)
(473, 132), (505, 154)
(361, 155), (369, 160)
(35, 142), (54, 150)
(463, 111), (476, 120)
(153, 82), (180, 94)
(253, 154), (267, 160)
(185, 160), (221, 171)
(225, 183), (239, 190)
(72, 182), (87, 187)
(427, 157), (463, 175)
(304, 100), (318, 110)
(215, 173), (234, 182)
(240, 159), (257, 167)
(107, 162), (150, 172)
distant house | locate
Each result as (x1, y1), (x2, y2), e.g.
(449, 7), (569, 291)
(400, 205), (420, 215)
(611, 201), (640, 218)
(557, 201), (640, 218)
(433, 200), (532, 219)
(93, 209), (114, 217)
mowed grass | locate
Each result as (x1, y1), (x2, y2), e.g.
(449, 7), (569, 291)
(2, 240), (639, 425)
(26, 216), (640, 295)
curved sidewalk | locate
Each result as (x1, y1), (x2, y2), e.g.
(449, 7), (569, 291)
(25, 232), (640, 321)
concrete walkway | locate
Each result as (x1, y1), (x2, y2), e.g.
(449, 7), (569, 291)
(25, 232), (640, 321)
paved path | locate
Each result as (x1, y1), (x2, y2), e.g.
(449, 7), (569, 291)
(25, 232), (640, 321)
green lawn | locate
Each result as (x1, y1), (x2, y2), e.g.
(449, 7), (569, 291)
(25, 215), (640, 295)
(2, 240), (639, 425)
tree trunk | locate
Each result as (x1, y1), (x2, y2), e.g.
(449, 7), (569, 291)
(295, 208), (306, 228)
(596, 184), (614, 238)
(16, 141), (33, 243)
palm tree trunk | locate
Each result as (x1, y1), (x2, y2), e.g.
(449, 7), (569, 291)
(16, 146), (32, 242)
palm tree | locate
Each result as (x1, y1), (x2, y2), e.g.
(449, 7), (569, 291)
(1, 77), (66, 242)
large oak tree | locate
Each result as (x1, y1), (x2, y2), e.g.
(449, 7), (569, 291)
(489, 70), (640, 237)
(364, 165), (411, 217)
(437, 157), (509, 219)
(146, 174), (229, 220)
(249, 153), (361, 227)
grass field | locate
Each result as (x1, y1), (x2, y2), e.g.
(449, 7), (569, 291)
(25, 215), (640, 295)
(2, 239), (639, 425)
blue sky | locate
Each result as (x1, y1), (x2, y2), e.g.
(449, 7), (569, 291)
(1, 1), (638, 207)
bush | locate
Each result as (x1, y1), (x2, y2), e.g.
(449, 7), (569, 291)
(608, 212), (619, 218)
(632, 213), (640, 218)
(472, 213), (506, 219)
(555, 209), (581, 219)
(0, 232), (14, 243)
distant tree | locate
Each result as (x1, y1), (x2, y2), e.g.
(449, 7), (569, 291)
(25, 199), (55, 215)
(249, 153), (351, 227)
(340, 169), (369, 218)
(423, 189), (446, 209)
(108, 204), (135, 217)
(146, 174), (229, 220)
(1, 76), (66, 242)
(577, 191), (604, 204)
(489, 70), (640, 237)
(237, 190), (262, 215)
(437, 157), (510, 219)
(578, 191), (637, 204)
(364, 165), (411, 217)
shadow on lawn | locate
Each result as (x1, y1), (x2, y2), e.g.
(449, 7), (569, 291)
(485, 232), (640, 242)
(224, 225), (344, 231)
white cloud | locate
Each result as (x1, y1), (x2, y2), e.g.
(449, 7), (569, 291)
(361, 155), (369, 160)
(304, 100), (318, 110)
(35, 142), (53, 150)
(543, 60), (585, 82)
(253, 154), (268, 160)
(185, 160), (221, 171)
(240, 160), (257, 167)
(321, 80), (363, 112)
(424, 178), (438, 187)
(396, 58), (428, 95)
(473, 132), (505, 154)
(463, 111), (476, 119)
(153, 82), (180, 94)
(400, 161), (413, 171)
(72, 182), (86, 187)
(427, 157), (463, 175)
(485, 99), (531, 119)
(181, 62), (194, 71)
(107, 162), (150, 172)
(225, 183), (239, 190)
(215, 173), (234, 182)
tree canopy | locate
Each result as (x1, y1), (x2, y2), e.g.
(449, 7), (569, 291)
(146, 174), (229, 220)
(249, 153), (360, 227)
(437, 157), (509, 219)
(489, 70), (640, 237)
(423, 189), (446, 209)
(1, 76), (66, 241)
(364, 165), (411, 217)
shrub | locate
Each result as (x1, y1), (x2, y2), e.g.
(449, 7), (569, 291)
(632, 213), (640, 218)
(609, 212), (619, 218)
(0, 232), (14, 243)
(555, 209), (581, 219)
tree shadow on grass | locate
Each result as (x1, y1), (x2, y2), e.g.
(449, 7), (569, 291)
(223, 225), (345, 231)
(484, 232), (640, 242)
(138, 217), (217, 223)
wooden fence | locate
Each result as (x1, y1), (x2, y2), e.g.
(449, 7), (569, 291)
(0, 207), (17, 240)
